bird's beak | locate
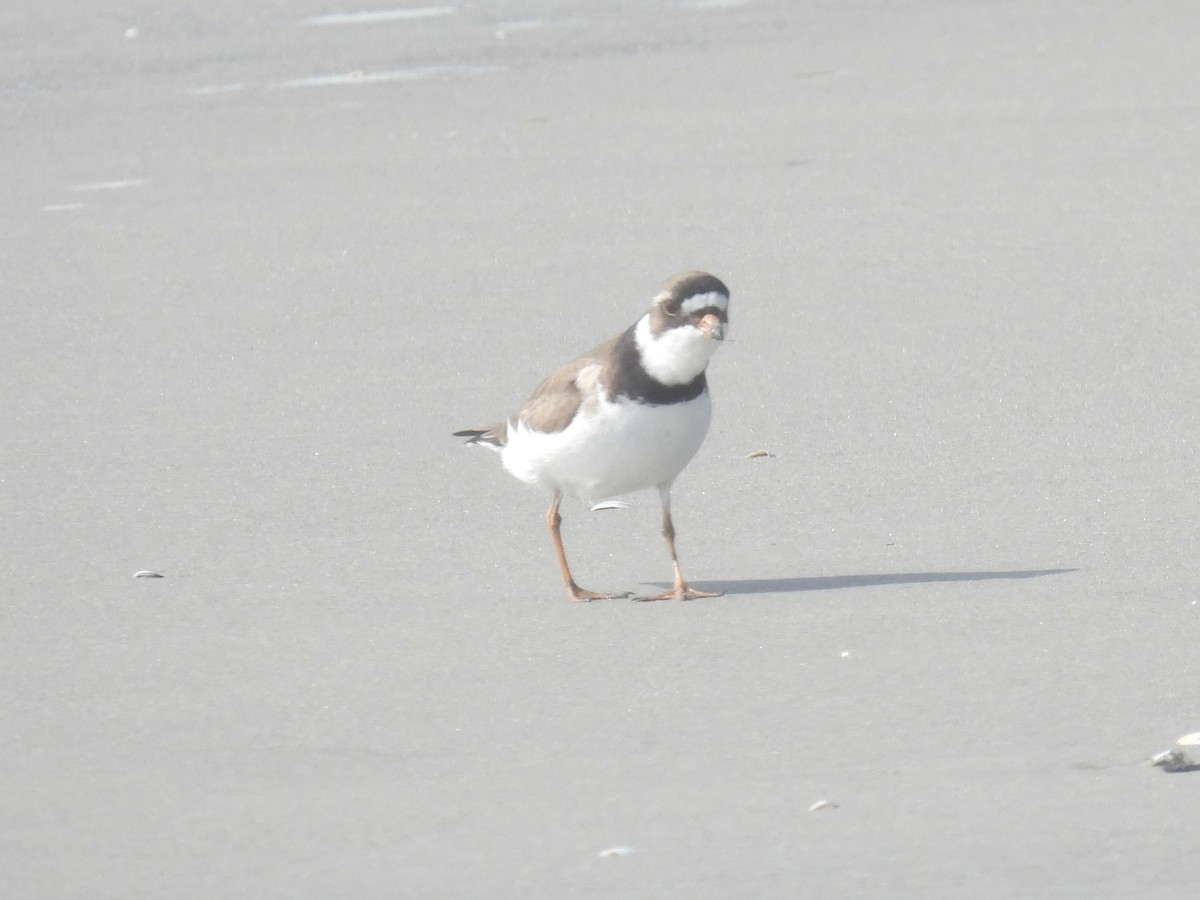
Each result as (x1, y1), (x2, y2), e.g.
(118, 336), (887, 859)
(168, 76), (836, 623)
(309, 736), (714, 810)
(698, 313), (726, 341)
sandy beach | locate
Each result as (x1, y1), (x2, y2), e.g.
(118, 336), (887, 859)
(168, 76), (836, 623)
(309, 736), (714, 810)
(3, 1), (1199, 896)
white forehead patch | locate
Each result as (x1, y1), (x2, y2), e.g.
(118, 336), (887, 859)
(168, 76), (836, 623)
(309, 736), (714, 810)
(678, 290), (728, 315)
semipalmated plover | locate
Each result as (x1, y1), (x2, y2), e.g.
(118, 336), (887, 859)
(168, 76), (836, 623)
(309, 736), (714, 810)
(455, 271), (729, 602)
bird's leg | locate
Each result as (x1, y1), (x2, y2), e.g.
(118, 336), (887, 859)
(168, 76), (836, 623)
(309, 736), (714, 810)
(546, 492), (632, 602)
(635, 485), (724, 601)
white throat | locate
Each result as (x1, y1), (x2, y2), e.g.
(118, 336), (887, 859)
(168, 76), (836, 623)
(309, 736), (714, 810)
(633, 315), (721, 386)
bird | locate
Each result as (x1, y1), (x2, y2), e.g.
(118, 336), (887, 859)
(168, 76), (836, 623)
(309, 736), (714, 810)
(454, 271), (730, 602)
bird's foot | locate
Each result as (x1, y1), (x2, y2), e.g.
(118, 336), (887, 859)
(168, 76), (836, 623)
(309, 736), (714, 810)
(568, 585), (635, 602)
(632, 585), (724, 602)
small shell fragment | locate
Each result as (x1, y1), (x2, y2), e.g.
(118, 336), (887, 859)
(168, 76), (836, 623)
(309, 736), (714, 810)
(133, 570), (164, 579)
(808, 800), (839, 812)
(1151, 731), (1200, 772)
(597, 846), (634, 858)
(590, 498), (630, 511)
(746, 449), (773, 459)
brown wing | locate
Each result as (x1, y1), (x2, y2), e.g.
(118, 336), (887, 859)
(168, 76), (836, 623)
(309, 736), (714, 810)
(514, 334), (620, 435)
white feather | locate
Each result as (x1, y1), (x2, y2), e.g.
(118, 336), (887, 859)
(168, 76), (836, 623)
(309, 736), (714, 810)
(678, 290), (728, 314)
(633, 315), (722, 386)
(502, 390), (712, 504)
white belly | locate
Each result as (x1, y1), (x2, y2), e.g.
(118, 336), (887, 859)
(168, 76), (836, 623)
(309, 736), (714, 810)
(501, 392), (712, 502)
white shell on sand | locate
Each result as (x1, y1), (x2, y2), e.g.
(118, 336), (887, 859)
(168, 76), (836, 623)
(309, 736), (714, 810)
(1150, 732), (1200, 772)
(597, 846), (633, 858)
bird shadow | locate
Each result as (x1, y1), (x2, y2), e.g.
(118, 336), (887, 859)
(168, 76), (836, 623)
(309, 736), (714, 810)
(648, 568), (1078, 596)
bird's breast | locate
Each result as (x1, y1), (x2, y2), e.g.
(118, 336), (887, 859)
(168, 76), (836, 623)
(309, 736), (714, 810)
(501, 390), (712, 500)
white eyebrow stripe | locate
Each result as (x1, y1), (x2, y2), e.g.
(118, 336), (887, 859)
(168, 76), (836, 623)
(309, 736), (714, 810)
(679, 291), (728, 314)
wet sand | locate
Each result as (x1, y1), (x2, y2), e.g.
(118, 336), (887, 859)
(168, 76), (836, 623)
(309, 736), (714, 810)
(3, 1), (1199, 896)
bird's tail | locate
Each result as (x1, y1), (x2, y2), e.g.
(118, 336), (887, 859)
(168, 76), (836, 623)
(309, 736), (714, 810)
(453, 423), (507, 450)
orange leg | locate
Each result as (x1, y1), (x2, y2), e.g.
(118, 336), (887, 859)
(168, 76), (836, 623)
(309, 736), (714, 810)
(546, 492), (632, 602)
(636, 486), (723, 602)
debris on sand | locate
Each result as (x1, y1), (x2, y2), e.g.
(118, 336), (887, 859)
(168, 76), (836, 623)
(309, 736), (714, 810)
(597, 846), (634, 858)
(1151, 732), (1200, 772)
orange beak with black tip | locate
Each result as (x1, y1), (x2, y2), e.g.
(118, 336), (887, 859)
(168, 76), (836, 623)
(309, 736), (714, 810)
(698, 312), (727, 341)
